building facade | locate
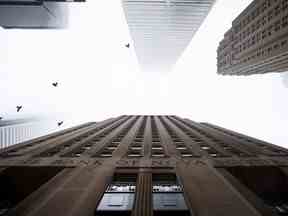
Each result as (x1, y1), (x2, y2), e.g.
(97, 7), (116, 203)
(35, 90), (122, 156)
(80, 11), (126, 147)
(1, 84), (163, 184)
(0, 0), (85, 29)
(123, 0), (216, 72)
(217, 0), (288, 75)
(0, 118), (67, 150)
(0, 115), (288, 216)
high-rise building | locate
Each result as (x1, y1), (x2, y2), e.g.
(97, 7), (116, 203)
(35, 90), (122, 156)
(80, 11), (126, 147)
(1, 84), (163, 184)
(0, 117), (66, 149)
(217, 0), (288, 75)
(0, 0), (85, 29)
(123, 0), (216, 72)
(0, 115), (288, 216)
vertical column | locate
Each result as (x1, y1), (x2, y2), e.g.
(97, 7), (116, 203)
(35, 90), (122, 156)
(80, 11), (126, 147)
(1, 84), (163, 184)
(176, 163), (261, 216)
(132, 170), (153, 216)
(0, 128), (3, 149)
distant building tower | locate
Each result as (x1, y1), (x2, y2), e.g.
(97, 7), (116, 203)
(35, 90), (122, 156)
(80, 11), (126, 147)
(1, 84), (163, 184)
(0, 0), (85, 29)
(217, 0), (288, 75)
(122, 0), (216, 72)
(0, 117), (64, 149)
(1, 115), (288, 216)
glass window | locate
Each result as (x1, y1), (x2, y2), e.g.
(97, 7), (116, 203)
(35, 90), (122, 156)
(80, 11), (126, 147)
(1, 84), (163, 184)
(95, 174), (137, 216)
(152, 174), (191, 216)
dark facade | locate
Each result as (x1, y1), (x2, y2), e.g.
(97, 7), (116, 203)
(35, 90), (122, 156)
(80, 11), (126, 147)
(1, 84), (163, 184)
(217, 0), (288, 75)
(0, 0), (85, 29)
(0, 115), (288, 216)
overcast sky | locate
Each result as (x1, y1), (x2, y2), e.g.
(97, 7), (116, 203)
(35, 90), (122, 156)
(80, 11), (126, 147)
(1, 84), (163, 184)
(0, 0), (288, 147)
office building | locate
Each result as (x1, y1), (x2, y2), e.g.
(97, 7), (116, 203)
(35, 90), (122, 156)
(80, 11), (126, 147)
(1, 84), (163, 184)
(218, 0), (288, 75)
(0, 115), (288, 216)
(0, 0), (85, 29)
(0, 117), (64, 149)
(122, 0), (216, 72)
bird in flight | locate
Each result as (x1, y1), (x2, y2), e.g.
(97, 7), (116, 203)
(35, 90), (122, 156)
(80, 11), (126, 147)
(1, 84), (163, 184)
(16, 106), (22, 112)
(125, 43), (130, 48)
(57, 121), (64, 127)
(52, 82), (58, 87)
(0, 117), (3, 120)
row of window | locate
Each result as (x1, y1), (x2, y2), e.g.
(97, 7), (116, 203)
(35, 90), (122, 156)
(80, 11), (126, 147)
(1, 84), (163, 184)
(234, 0), (286, 34)
(167, 117), (225, 158)
(235, 1), (287, 43)
(0, 122), (96, 158)
(172, 117), (256, 158)
(96, 173), (190, 216)
(202, 123), (288, 156)
(35, 116), (131, 158)
(158, 116), (195, 158)
(127, 117), (147, 157)
(235, 15), (288, 55)
(98, 117), (140, 158)
(235, 38), (288, 66)
(1, 166), (287, 216)
(150, 117), (166, 158)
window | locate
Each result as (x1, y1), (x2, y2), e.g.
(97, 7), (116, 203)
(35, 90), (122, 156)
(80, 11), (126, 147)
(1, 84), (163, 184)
(95, 174), (137, 216)
(226, 166), (288, 215)
(152, 174), (190, 216)
(0, 167), (63, 215)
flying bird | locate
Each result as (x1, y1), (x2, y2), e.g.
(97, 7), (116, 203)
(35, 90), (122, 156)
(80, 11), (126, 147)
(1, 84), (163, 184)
(16, 106), (22, 112)
(52, 82), (58, 87)
(0, 117), (3, 120)
(125, 43), (130, 48)
(57, 121), (64, 127)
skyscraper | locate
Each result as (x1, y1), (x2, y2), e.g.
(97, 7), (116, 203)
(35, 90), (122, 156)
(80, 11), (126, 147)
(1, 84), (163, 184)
(217, 0), (288, 75)
(122, 0), (216, 72)
(1, 115), (288, 216)
(0, 0), (85, 29)
(0, 117), (65, 149)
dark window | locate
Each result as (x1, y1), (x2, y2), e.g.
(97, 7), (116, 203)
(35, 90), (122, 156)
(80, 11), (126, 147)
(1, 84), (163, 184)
(95, 174), (137, 216)
(0, 166), (63, 215)
(152, 174), (190, 216)
(226, 166), (288, 215)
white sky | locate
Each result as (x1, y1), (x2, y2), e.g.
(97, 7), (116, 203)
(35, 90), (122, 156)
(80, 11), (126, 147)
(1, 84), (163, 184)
(0, 0), (288, 147)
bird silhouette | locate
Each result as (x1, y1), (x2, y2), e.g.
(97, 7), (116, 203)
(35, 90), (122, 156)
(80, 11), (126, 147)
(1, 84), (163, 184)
(57, 121), (64, 127)
(16, 106), (22, 112)
(125, 43), (130, 48)
(52, 82), (58, 87)
(0, 117), (3, 120)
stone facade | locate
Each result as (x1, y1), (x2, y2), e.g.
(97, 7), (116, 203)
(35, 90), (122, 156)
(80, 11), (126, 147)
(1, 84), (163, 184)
(0, 115), (288, 216)
(217, 0), (288, 75)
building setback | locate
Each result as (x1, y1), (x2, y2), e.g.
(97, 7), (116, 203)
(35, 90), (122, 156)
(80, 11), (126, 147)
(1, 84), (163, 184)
(122, 0), (216, 72)
(217, 0), (288, 75)
(0, 115), (288, 216)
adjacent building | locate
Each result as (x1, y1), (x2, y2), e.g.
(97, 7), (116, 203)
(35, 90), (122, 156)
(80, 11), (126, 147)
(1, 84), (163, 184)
(217, 0), (288, 75)
(1, 115), (288, 216)
(122, 0), (216, 72)
(0, 117), (65, 149)
(0, 0), (85, 29)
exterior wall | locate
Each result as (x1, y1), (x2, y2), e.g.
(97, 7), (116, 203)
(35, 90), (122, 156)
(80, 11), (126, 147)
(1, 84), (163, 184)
(0, 115), (287, 216)
(0, 119), (89, 150)
(217, 0), (288, 75)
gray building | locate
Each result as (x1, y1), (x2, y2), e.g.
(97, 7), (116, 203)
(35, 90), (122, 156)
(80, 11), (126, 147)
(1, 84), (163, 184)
(1, 115), (288, 216)
(217, 0), (288, 75)
(0, 0), (85, 29)
(122, 0), (216, 72)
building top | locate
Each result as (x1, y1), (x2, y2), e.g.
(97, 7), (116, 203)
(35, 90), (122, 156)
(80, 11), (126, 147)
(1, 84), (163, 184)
(123, 0), (216, 72)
